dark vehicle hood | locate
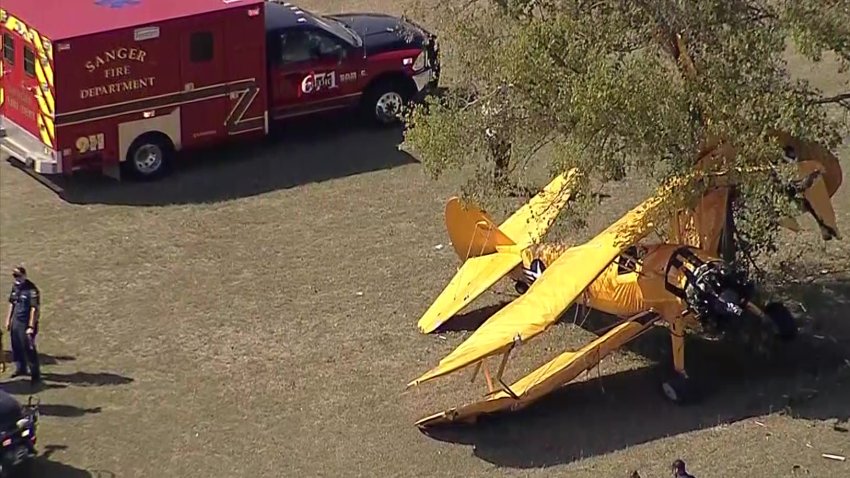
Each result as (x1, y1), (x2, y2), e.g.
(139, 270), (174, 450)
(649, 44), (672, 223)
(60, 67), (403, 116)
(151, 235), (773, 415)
(327, 13), (432, 55)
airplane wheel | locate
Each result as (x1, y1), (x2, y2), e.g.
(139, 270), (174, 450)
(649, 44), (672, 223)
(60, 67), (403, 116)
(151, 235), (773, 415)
(661, 373), (697, 405)
(514, 281), (529, 295)
(764, 302), (797, 341)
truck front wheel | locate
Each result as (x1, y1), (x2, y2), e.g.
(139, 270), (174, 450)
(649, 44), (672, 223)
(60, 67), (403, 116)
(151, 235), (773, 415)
(124, 134), (173, 180)
(362, 78), (413, 125)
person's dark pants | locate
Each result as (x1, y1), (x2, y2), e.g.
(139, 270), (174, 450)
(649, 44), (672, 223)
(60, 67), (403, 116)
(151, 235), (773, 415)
(10, 322), (40, 380)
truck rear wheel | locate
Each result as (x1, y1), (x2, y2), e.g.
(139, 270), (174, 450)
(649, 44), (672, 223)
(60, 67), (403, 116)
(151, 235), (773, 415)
(124, 134), (173, 180)
(362, 78), (413, 125)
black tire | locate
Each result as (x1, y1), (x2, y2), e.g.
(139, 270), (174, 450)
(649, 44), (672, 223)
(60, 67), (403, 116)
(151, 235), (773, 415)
(123, 133), (174, 180)
(661, 373), (698, 405)
(514, 281), (529, 295)
(361, 78), (413, 126)
(764, 302), (797, 341)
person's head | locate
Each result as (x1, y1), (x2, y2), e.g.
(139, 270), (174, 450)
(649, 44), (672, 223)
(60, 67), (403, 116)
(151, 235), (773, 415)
(671, 459), (686, 475)
(12, 266), (26, 284)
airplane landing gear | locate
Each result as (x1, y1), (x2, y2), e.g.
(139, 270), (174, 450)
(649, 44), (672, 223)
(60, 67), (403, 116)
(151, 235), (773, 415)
(514, 281), (530, 295)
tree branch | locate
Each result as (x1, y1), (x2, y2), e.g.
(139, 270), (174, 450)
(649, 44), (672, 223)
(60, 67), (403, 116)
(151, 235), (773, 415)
(809, 92), (850, 104)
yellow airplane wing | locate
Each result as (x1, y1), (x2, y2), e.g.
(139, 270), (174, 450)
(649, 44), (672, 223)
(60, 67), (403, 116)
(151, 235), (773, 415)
(409, 174), (688, 387)
(415, 312), (661, 427)
(416, 253), (522, 333)
(499, 168), (581, 248)
(417, 169), (579, 334)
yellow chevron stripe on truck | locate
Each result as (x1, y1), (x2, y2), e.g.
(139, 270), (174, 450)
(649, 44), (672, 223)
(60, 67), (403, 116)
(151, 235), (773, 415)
(31, 31), (55, 110)
(1, 8), (56, 148)
(0, 59), (5, 109)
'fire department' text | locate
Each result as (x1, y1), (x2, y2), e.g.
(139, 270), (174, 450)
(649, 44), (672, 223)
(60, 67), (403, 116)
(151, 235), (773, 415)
(80, 77), (156, 99)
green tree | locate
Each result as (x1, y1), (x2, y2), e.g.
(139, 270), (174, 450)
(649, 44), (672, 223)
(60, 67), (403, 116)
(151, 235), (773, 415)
(401, 0), (849, 263)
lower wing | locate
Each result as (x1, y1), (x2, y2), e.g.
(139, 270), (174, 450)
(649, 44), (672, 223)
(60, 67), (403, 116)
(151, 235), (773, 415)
(415, 311), (661, 427)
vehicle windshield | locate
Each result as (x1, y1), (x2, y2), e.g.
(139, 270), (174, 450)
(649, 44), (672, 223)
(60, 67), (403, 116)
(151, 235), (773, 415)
(303, 9), (362, 47)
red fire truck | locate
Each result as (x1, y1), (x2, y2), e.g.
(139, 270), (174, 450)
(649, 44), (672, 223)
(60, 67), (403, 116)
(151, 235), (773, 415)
(0, 0), (439, 184)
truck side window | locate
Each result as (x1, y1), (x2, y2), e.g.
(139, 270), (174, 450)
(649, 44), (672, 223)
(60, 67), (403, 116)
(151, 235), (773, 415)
(307, 31), (345, 58)
(2, 34), (14, 65)
(278, 29), (345, 65)
(279, 31), (312, 64)
(190, 31), (214, 63)
(23, 46), (36, 77)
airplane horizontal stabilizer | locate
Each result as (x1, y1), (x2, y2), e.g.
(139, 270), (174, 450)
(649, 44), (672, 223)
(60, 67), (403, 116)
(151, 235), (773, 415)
(417, 253), (522, 334)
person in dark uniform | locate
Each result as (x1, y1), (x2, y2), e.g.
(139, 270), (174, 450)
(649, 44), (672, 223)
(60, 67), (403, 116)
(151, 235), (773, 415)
(4, 266), (41, 385)
(672, 459), (695, 478)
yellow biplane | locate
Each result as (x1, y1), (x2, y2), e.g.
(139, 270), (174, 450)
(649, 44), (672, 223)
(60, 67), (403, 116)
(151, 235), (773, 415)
(407, 134), (842, 427)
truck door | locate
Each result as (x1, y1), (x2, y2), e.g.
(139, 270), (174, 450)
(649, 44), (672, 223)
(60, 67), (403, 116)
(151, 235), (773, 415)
(179, 23), (227, 147)
(269, 28), (361, 120)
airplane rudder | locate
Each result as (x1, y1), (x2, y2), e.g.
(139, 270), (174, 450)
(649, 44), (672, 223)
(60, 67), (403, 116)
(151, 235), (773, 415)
(445, 197), (515, 260)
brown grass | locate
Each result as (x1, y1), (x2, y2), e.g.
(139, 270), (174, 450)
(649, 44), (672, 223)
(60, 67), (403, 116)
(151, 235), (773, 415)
(0, 1), (848, 476)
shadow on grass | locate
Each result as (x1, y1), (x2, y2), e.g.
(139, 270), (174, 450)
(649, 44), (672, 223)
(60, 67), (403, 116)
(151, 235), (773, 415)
(37, 113), (416, 207)
(23, 445), (112, 478)
(419, 279), (850, 468)
(38, 404), (103, 418)
(0, 352), (76, 366)
(41, 372), (134, 387)
(0, 380), (67, 394)
(434, 301), (512, 333)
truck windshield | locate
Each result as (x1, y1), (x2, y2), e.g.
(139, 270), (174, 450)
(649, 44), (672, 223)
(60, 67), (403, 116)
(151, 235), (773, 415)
(305, 10), (362, 47)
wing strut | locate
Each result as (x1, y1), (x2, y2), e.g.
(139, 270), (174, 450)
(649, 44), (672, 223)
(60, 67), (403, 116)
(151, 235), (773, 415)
(470, 343), (516, 394)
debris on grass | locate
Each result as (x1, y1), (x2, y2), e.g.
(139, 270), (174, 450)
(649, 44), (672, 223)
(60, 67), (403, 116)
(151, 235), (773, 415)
(821, 453), (845, 462)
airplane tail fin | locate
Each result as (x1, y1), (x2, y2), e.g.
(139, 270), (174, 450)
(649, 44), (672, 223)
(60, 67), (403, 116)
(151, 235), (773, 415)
(445, 168), (580, 261)
(444, 199), (518, 261)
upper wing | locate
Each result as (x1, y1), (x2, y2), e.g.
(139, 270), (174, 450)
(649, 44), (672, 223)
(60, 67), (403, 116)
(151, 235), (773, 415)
(409, 174), (685, 387)
(417, 252), (522, 333)
(499, 168), (580, 248)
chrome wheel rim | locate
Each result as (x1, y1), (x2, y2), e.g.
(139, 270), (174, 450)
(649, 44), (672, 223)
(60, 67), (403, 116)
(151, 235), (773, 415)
(662, 382), (678, 401)
(133, 144), (163, 174)
(375, 91), (403, 122)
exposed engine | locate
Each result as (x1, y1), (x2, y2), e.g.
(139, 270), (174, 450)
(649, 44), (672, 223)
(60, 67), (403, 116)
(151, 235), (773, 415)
(665, 247), (754, 329)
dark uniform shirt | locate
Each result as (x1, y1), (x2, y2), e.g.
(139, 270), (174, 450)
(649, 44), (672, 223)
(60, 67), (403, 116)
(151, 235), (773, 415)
(8, 280), (39, 325)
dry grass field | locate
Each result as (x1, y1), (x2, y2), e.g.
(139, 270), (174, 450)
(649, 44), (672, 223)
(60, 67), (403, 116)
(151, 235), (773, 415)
(0, 1), (848, 477)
